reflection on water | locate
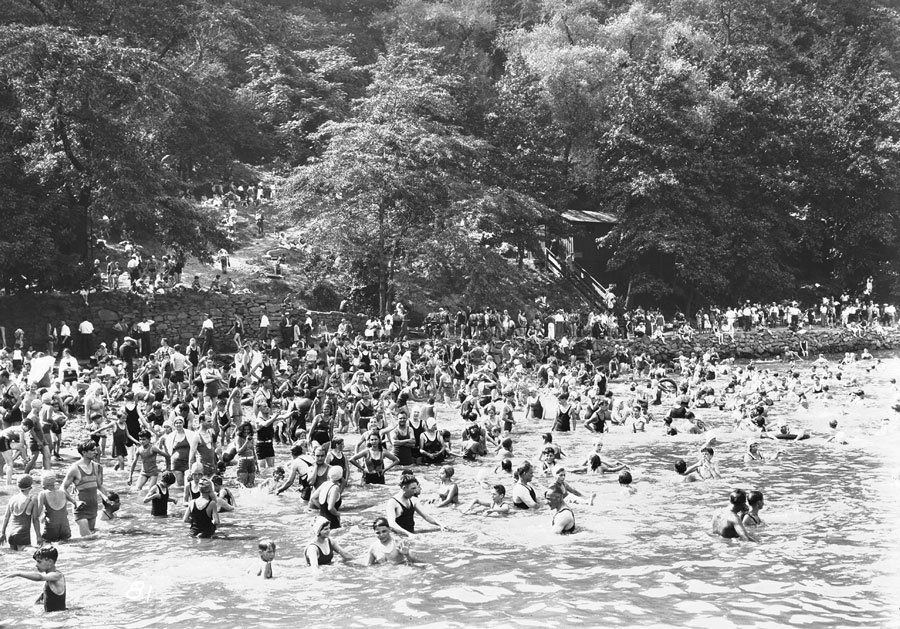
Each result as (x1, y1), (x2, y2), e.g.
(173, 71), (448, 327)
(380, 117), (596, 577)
(2, 357), (900, 628)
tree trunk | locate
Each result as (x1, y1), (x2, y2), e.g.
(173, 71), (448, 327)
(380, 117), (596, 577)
(623, 278), (633, 310)
(378, 219), (386, 316)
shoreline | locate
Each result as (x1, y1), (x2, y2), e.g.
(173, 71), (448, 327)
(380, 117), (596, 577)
(568, 327), (900, 363)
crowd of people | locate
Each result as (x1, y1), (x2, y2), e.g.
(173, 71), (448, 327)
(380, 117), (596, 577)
(0, 299), (897, 611)
(421, 288), (897, 345)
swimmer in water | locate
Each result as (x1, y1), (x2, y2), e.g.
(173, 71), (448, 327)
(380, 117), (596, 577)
(546, 486), (575, 534)
(743, 440), (782, 462)
(674, 459), (701, 482)
(461, 484), (509, 516)
(211, 475), (235, 512)
(306, 516), (353, 571)
(552, 466), (595, 505)
(712, 489), (757, 542)
(257, 538), (276, 578)
(578, 440), (628, 474)
(367, 517), (416, 565)
(386, 474), (447, 537)
(742, 491), (765, 528)
(428, 465), (459, 508)
(8, 545), (66, 611)
(696, 447), (722, 480)
(100, 491), (120, 521)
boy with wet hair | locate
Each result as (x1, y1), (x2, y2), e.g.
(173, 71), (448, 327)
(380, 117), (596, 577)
(257, 539), (276, 578)
(9, 545), (66, 611)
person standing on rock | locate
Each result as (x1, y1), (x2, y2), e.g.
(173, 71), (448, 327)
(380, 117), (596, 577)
(57, 321), (72, 360)
(259, 313), (270, 342)
(279, 312), (292, 348)
(76, 319), (94, 360)
(200, 314), (215, 355)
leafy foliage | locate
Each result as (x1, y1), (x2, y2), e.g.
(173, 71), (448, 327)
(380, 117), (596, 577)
(2, 0), (900, 309)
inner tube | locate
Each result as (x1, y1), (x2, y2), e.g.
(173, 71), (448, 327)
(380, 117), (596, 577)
(658, 379), (677, 394)
(774, 433), (810, 441)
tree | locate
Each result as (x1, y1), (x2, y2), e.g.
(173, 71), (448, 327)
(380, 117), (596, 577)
(281, 43), (489, 313)
(0, 26), (226, 273)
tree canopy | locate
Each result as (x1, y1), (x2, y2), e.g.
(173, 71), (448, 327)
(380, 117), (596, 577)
(3, 0), (900, 310)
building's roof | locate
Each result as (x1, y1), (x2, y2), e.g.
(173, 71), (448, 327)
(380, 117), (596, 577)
(561, 209), (618, 224)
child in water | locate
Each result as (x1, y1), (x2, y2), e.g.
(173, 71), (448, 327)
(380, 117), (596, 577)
(461, 484), (509, 516)
(143, 471), (177, 517)
(100, 491), (121, 521)
(212, 475), (236, 512)
(257, 539), (276, 578)
(8, 545), (67, 611)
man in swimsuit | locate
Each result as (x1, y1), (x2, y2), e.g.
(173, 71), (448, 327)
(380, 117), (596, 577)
(712, 489), (757, 542)
(274, 444), (314, 496)
(546, 486), (575, 534)
(385, 475), (447, 537)
(62, 440), (107, 537)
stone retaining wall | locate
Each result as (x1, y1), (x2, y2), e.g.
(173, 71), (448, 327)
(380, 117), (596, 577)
(0, 291), (367, 351)
(576, 327), (900, 363)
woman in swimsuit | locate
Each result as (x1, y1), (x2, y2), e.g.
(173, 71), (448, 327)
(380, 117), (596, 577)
(349, 433), (399, 485)
(311, 466), (345, 529)
(129, 429), (171, 492)
(1, 474), (41, 549)
(512, 461), (540, 509)
(83, 382), (109, 455)
(253, 405), (279, 471)
(232, 422), (259, 488)
(552, 392), (573, 432)
(367, 517), (414, 566)
(325, 437), (349, 492)
(194, 415), (218, 476)
(62, 439), (107, 537)
(419, 418), (448, 465)
(183, 462), (206, 503)
(306, 516), (354, 570)
(165, 417), (197, 487)
(742, 490), (765, 528)
(183, 477), (219, 538)
(712, 489), (757, 542)
(36, 472), (78, 543)
(429, 465), (459, 508)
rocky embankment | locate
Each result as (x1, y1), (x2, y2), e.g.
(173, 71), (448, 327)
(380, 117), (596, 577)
(575, 327), (900, 363)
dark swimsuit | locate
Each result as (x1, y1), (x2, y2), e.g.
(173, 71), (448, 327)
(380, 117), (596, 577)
(421, 432), (445, 464)
(553, 405), (572, 432)
(553, 507), (576, 534)
(513, 484), (537, 509)
(306, 538), (335, 565)
(171, 433), (190, 472)
(124, 403), (141, 441)
(363, 452), (386, 484)
(319, 485), (343, 529)
(42, 581), (66, 612)
(392, 497), (416, 533)
(189, 499), (216, 538)
(73, 462), (100, 521)
(356, 402), (374, 431)
(151, 483), (170, 516)
(256, 424), (275, 459)
(112, 423), (129, 458)
(393, 425), (414, 465)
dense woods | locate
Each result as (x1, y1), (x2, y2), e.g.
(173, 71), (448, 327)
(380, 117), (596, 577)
(2, 0), (899, 311)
